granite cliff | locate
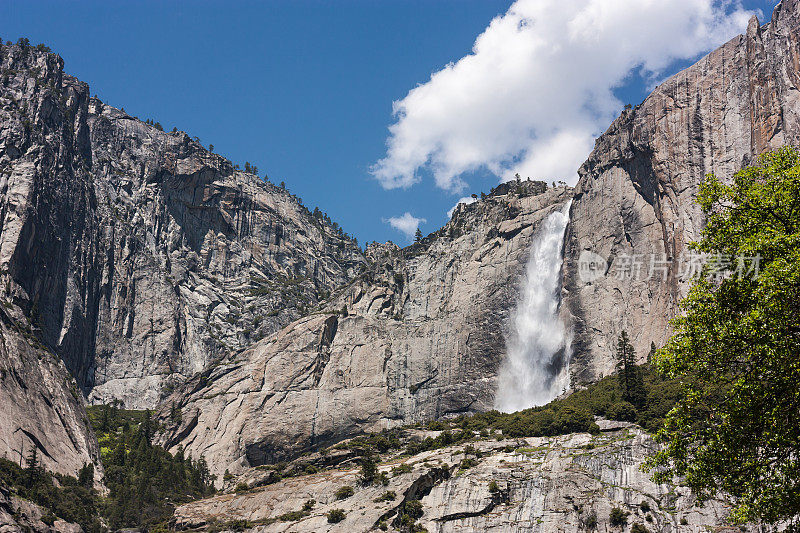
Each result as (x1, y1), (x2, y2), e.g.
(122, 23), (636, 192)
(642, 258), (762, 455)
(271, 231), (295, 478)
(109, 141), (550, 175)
(86, 100), (363, 408)
(0, 38), (361, 472)
(0, 39), (364, 414)
(157, 0), (800, 478)
(156, 182), (573, 480)
(0, 1), (799, 529)
(0, 42), (100, 477)
(170, 424), (752, 533)
(563, 0), (800, 382)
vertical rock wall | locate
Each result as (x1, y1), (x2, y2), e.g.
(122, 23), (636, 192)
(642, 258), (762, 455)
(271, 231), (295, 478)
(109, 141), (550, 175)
(563, 2), (800, 382)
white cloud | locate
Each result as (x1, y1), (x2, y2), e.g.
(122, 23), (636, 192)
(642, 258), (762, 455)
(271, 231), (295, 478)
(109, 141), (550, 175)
(384, 212), (426, 242)
(447, 196), (477, 218)
(372, 0), (755, 191)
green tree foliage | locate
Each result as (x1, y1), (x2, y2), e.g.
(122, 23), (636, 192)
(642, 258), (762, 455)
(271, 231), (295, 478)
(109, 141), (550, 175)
(609, 506), (629, 526)
(170, 401), (182, 424)
(87, 404), (216, 530)
(0, 456), (102, 533)
(414, 228), (423, 243)
(78, 463), (94, 487)
(648, 147), (800, 524)
(455, 363), (681, 436)
(359, 455), (378, 485)
(334, 485), (354, 500)
(25, 446), (40, 488)
(616, 331), (645, 407)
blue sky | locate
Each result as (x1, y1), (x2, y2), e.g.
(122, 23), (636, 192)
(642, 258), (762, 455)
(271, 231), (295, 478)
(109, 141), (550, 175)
(0, 0), (773, 245)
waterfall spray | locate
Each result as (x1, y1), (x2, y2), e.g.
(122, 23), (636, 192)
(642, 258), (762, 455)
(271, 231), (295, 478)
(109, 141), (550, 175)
(494, 201), (572, 412)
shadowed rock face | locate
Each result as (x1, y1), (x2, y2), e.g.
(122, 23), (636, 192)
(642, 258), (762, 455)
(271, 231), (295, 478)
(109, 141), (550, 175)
(0, 43), (100, 476)
(0, 40), (364, 411)
(85, 101), (364, 408)
(156, 183), (573, 479)
(563, 1), (800, 383)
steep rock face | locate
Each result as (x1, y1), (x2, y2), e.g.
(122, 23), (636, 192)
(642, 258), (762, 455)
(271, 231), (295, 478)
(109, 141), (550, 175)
(0, 42), (100, 476)
(0, 308), (100, 478)
(563, 1), (800, 382)
(157, 183), (573, 478)
(0, 41), (99, 404)
(86, 101), (363, 408)
(0, 40), (364, 411)
(171, 427), (752, 533)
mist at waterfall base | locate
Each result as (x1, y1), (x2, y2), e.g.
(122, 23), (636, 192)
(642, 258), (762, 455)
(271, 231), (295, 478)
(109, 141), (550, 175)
(494, 201), (572, 413)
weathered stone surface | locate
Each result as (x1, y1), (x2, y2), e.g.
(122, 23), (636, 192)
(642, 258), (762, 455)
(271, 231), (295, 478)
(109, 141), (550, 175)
(0, 42), (100, 477)
(3, 2), (800, 516)
(172, 428), (753, 533)
(0, 41), (100, 409)
(0, 307), (100, 479)
(86, 101), (363, 408)
(0, 485), (82, 533)
(563, 1), (800, 382)
(0, 40), (364, 411)
(156, 184), (573, 479)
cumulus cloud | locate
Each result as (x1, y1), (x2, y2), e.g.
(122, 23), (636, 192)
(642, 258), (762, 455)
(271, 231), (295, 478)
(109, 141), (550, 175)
(447, 196), (477, 218)
(384, 212), (426, 242)
(372, 0), (755, 191)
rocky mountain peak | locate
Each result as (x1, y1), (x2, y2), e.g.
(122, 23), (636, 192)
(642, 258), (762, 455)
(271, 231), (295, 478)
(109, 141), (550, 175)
(2, 39), (367, 412)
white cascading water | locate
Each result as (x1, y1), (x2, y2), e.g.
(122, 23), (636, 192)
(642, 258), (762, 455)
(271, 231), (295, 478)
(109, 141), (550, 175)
(494, 201), (572, 412)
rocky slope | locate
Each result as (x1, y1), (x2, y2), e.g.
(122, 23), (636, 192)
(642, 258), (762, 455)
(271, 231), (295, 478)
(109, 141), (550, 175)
(563, 0), (800, 382)
(0, 39), (364, 411)
(171, 425), (752, 533)
(0, 485), (82, 533)
(0, 42), (100, 476)
(159, 0), (800, 482)
(156, 182), (573, 479)
(0, 305), (100, 479)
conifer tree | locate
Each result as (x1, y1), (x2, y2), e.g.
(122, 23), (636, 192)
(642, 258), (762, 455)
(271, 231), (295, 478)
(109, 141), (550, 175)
(25, 446), (39, 487)
(78, 462), (94, 487)
(616, 331), (645, 406)
(616, 331), (634, 397)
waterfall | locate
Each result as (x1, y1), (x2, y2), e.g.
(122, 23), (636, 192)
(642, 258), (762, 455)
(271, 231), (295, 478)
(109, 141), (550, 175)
(494, 200), (572, 413)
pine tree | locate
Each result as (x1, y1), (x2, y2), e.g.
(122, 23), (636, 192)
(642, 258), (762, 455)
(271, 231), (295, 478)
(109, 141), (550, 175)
(78, 462), (94, 487)
(617, 331), (633, 394)
(414, 228), (423, 243)
(360, 455), (378, 485)
(170, 402), (182, 424)
(616, 331), (646, 407)
(139, 410), (153, 443)
(25, 446), (39, 487)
